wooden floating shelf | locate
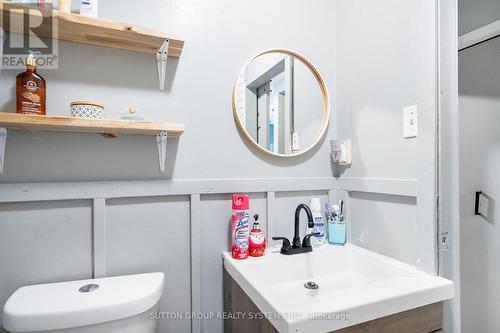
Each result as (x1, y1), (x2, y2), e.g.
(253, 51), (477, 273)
(0, 112), (184, 137)
(0, 2), (184, 56)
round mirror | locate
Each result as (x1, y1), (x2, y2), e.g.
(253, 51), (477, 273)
(233, 49), (330, 157)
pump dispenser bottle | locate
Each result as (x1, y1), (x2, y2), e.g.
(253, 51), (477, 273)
(308, 198), (326, 246)
(249, 214), (266, 257)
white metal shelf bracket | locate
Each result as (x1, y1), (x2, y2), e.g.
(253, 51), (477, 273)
(0, 128), (7, 174)
(157, 131), (168, 173)
(156, 39), (169, 91)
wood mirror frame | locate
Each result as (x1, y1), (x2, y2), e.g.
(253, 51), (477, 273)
(232, 49), (330, 157)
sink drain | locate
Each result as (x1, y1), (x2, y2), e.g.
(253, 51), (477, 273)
(304, 281), (319, 290)
(79, 284), (99, 293)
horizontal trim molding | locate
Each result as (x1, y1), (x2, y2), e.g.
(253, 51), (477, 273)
(459, 19), (500, 51)
(0, 177), (417, 203)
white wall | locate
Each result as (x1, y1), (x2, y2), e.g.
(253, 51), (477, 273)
(458, 0), (500, 35)
(439, 0), (461, 332)
(0, 0), (337, 182)
(458, 4), (500, 328)
(0, 1), (441, 333)
(0, 1), (338, 333)
(335, 0), (437, 271)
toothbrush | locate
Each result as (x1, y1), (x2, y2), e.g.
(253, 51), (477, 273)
(325, 202), (334, 220)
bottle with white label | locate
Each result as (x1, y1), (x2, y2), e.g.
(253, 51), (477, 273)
(80, 0), (98, 17)
(308, 198), (326, 246)
(16, 54), (46, 115)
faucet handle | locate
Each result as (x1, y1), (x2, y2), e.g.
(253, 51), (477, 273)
(302, 232), (320, 248)
(272, 237), (292, 252)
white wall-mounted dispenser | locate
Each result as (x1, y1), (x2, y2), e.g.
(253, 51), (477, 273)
(330, 140), (351, 166)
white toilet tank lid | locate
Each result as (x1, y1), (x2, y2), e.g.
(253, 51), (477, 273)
(2, 272), (164, 332)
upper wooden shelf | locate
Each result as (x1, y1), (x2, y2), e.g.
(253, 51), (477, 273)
(0, 2), (184, 56)
(0, 112), (184, 137)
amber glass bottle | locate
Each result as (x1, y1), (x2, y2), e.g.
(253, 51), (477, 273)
(16, 55), (46, 115)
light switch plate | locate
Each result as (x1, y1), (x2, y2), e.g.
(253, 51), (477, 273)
(475, 191), (491, 221)
(403, 105), (418, 138)
(292, 132), (300, 151)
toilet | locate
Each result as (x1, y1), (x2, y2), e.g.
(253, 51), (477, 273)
(2, 272), (165, 333)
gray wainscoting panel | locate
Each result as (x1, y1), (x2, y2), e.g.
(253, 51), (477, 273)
(198, 193), (266, 333)
(0, 200), (93, 333)
(271, 191), (329, 247)
(190, 194), (202, 333)
(92, 198), (107, 278)
(105, 196), (191, 333)
(266, 192), (275, 242)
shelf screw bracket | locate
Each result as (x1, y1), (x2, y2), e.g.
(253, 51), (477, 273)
(156, 39), (169, 91)
(157, 131), (168, 173)
(0, 128), (7, 174)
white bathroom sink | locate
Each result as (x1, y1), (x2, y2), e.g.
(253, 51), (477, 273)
(223, 244), (454, 333)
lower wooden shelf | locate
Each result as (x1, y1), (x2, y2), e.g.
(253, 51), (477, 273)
(0, 112), (184, 137)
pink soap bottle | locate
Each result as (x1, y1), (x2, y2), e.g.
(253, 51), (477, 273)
(231, 194), (250, 260)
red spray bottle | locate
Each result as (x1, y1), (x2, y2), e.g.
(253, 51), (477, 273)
(231, 194), (250, 260)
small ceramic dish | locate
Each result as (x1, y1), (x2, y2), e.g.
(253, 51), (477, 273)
(70, 101), (105, 119)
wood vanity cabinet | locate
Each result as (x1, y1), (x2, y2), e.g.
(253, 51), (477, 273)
(223, 269), (443, 333)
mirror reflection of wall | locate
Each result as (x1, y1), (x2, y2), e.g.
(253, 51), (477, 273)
(234, 51), (326, 156)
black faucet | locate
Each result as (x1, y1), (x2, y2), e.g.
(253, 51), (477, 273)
(272, 204), (320, 255)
